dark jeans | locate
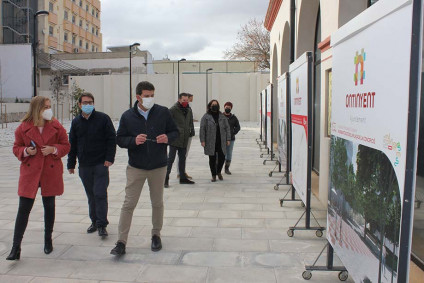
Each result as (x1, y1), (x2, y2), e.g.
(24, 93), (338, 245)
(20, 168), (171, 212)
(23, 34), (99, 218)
(79, 164), (109, 227)
(167, 145), (187, 178)
(209, 149), (225, 176)
(12, 196), (55, 247)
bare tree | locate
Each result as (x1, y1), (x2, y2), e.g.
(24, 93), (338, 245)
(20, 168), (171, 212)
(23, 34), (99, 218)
(224, 18), (270, 70)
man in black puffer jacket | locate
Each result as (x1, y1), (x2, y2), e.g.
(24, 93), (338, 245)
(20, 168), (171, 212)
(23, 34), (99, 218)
(111, 81), (178, 256)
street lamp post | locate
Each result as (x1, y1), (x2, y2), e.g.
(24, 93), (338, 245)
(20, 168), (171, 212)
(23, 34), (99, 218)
(129, 42), (140, 108)
(33, 10), (49, 97)
(177, 58), (186, 96)
(206, 68), (213, 106)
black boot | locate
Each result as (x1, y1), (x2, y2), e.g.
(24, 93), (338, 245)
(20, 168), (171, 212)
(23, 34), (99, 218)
(44, 238), (53, 254)
(225, 161), (232, 175)
(6, 246), (21, 260)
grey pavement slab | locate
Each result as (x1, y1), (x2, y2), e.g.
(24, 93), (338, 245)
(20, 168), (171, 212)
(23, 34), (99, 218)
(0, 122), (353, 282)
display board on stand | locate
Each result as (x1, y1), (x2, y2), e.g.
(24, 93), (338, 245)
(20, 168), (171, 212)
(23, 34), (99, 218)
(326, 0), (422, 282)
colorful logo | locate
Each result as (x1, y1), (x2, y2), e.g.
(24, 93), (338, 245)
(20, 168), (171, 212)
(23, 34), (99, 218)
(296, 77), (299, 94)
(354, 49), (366, 86)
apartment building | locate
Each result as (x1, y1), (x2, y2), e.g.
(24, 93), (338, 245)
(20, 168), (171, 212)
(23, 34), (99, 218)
(43, 0), (102, 53)
(1, 0), (102, 54)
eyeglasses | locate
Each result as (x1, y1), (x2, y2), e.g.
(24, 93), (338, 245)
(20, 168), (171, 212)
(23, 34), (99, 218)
(81, 101), (94, 105)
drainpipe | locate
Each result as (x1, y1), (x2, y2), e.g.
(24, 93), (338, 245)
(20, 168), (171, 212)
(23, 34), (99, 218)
(290, 0), (296, 63)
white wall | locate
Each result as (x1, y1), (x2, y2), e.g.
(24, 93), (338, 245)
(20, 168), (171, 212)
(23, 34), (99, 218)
(68, 73), (268, 121)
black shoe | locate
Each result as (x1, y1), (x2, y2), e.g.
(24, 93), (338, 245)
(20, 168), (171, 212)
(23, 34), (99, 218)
(211, 175), (217, 182)
(180, 178), (195, 184)
(164, 176), (169, 188)
(87, 223), (97, 233)
(225, 167), (232, 175)
(44, 239), (53, 254)
(151, 235), (162, 252)
(110, 241), (126, 255)
(6, 246), (21, 260)
(98, 226), (108, 237)
(217, 173), (223, 180)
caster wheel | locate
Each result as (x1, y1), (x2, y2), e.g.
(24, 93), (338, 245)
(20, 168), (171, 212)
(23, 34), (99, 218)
(260, 154), (264, 158)
(287, 229), (294, 237)
(302, 271), (312, 280)
(279, 199), (283, 207)
(301, 202), (305, 207)
(338, 271), (348, 281)
(263, 160), (266, 165)
(269, 172), (272, 177)
(316, 230), (323, 237)
(274, 185), (279, 191)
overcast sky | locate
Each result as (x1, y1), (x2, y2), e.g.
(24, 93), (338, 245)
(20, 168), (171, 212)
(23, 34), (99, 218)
(101, 0), (268, 60)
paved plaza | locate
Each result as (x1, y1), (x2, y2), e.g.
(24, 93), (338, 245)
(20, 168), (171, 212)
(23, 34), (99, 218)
(0, 122), (353, 283)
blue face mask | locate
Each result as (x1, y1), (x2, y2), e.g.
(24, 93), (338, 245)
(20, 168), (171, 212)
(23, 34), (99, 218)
(81, 104), (94, 114)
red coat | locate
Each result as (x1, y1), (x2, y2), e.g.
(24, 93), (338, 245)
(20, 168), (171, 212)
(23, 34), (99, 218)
(13, 120), (70, 199)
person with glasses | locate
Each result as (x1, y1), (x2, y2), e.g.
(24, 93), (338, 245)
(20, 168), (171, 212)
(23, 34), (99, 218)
(111, 81), (178, 256)
(67, 92), (116, 238)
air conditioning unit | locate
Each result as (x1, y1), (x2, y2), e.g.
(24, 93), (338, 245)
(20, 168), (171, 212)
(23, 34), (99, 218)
(73, 48), (79, 53)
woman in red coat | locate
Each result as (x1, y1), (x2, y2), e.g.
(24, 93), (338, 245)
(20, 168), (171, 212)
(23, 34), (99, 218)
(6, 96), (70, 260)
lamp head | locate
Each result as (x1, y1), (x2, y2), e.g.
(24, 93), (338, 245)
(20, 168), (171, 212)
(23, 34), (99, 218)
(179, 58), (186, 62)
(35, 10), (49, 17)
(206, 68), (213, 71)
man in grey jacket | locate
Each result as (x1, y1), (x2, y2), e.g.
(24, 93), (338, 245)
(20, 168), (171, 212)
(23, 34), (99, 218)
(165, 93), (195, 188)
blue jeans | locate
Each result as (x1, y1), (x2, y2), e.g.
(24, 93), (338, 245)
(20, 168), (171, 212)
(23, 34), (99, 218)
(225, 140), (235, 161)
(79, 164), (109, 227)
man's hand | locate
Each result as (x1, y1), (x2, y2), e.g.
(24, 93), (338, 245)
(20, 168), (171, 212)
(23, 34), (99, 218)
(104, 161), (113, 167)
(156, 134), (168, 144)
(226, 141), (230, 146)
(201, 142), (205, 147)
(135, 134), (147, 145)
(68, 169), (75, 174)
(41, 146), (56, 156)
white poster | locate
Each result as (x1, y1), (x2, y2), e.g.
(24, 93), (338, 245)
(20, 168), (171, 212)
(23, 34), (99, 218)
(0, 44), (33, 101)
(277, 74), (288, 170)
(289, 53), (310, 204)
(328, 1), (414, 282)
(266, 84), (272, 150)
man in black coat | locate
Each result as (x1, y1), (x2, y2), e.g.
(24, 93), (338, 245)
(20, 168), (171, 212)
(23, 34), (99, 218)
(111, 81), (179, 256)
(165, 93), (195, 187)
(67, 92), (117, 238)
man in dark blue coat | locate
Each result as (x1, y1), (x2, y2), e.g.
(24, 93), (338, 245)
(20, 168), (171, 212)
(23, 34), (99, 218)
(68, 92), (116, 238)
(111, 81), (178, 255)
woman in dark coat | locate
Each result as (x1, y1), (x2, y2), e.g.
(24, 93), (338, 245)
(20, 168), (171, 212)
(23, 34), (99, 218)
(7, 96), (70, 260)
(199, 100), (231, 182)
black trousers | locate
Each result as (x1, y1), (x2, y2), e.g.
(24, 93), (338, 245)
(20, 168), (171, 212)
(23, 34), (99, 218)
(208, 149), (225, 176)
(167, 145), (187, 178)
(12, 196), (55, 247)
(79, 164), (109, 227)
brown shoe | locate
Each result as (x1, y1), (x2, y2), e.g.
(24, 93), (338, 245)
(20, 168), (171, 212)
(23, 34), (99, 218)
(211, 175), (217, 182)
(184, 173), (193, 179)
(217, 173), (223, 180)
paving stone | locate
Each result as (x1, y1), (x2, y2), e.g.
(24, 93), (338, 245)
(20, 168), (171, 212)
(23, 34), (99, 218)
(207, 267), (276, 282)
(137, 265), (207, 282)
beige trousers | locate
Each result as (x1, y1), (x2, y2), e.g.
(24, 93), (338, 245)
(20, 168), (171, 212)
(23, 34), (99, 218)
(118, 165), (167, 244)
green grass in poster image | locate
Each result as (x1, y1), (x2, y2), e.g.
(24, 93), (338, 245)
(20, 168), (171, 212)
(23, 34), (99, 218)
(329, 136), (401, 282)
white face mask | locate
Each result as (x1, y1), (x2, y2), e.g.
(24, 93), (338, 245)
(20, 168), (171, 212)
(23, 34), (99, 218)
(142, 97), (155, 110)
(42, 109), (53, 121)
